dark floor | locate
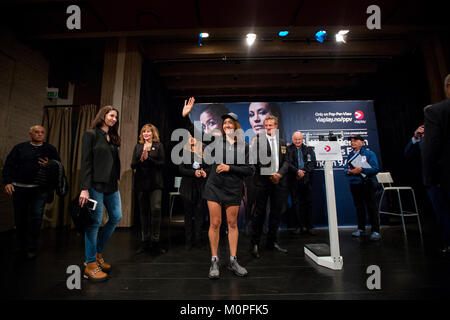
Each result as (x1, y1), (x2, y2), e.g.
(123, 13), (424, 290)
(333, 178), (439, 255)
(1, 214), (450, 300)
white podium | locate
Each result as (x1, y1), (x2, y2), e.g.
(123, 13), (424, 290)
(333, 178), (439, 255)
(304, 140), (343, 270)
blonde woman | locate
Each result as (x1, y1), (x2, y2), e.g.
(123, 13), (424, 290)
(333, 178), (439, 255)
(179, 135), (209, 250)
(131, 124), (165, 255)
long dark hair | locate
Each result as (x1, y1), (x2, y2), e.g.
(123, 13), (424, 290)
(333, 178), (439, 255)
(90, 106), (121, 146)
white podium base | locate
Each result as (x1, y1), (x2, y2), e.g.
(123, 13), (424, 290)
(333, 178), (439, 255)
(304, 246), (343, 270)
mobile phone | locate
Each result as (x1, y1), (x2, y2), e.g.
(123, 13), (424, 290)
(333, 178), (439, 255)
(86, 199), (98, 211)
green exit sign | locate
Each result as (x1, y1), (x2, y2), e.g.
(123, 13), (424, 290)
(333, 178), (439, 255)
(47, 88), (59, 99)
(47, 91), (58, 98)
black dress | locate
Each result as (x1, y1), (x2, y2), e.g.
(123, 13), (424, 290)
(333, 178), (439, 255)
(179, 151), (209, 203)
(203, 137), (254, 206)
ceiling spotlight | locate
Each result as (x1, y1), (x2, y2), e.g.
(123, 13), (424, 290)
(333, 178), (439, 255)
(246, 33), (257, 46)
(198, 32), (209, 46)
(335, 30), (349, 43)
(315, 30), (327, 43)
(278, 30), (289, 37)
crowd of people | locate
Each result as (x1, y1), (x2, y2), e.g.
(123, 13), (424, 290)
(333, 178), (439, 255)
(2, 73), (449, 281)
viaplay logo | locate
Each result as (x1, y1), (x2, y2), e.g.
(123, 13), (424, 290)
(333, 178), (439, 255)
(355, 110), (364, 119)
(354, 110), (366, 124)
(324, 145), (331, 152)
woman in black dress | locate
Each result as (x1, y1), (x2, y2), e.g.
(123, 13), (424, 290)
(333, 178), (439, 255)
(178, 135), (208, 250)
(203, 113), (254, 279)
(131, 123), (166, 255)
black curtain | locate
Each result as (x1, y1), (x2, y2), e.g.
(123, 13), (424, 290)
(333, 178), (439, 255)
(370, 51), (432, 217)
(138, 59), (188, 227)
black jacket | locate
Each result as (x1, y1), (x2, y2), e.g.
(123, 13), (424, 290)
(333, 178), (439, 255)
(2, 141), (60, 185)
(131, 142), (165, 191)
(178, 151), (210, 203)
(422, 99), (450, 187)
(80, 128), (121, 190)
(251, 134), (289, 188)
(286, 143), (317, 186)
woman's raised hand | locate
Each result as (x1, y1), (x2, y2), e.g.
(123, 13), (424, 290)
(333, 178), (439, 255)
(182, 97), (195, 117)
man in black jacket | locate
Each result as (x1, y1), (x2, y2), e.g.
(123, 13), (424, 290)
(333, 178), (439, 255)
(2, 125), (60, 259)
(287, 131), (317, 235)
(250, 115), (289, 258)
(422, 74), (450, 254)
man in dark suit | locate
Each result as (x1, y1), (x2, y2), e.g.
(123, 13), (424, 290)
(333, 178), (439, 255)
(422, 74), (450, 254)
(250, 115), (289, 258)
(287, 131), (317, 235)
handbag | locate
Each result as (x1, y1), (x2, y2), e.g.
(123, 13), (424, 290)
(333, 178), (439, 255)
(70, 197), (94, 233)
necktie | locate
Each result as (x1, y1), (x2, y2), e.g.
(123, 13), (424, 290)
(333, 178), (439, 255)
(298, 148), (304, 170)
(269, 138), (278, 174)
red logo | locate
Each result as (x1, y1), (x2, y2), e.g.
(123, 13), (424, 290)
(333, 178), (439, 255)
(355, 110), (364, 119)
(324, 145), (331, 152)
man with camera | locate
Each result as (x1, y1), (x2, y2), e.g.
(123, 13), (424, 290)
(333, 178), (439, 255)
(422, 74), (450, 254)
(2, 125), (61, 259)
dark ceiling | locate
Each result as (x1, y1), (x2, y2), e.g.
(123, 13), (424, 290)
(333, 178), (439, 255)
(2, 0), (449, 99)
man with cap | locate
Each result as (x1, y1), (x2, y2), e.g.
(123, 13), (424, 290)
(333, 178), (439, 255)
(344, 134), (381, 240)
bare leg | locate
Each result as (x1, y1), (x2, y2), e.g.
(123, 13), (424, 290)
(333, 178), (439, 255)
(226, 205), (240, 257)
(207, 201), (222, 257)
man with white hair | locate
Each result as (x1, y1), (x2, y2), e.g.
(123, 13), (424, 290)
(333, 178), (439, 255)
(2, 125), (60, 259)
(287, 131), (317, 235)
(422, 74), (450, 254)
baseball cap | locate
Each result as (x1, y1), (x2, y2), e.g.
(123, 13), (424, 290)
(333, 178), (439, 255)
(348, 134), (365, 141)
(221, 112), (239, 122)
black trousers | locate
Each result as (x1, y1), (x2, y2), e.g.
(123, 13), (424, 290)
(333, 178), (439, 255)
(181, 196), (205, 245)
(244, 178), (257, 227)
(12, 186), (49, 251)
(290, 182), (313, 230)
(251, 183), (288, 246)
(137, 189), (162, 243)
(349, 180), (380, 232)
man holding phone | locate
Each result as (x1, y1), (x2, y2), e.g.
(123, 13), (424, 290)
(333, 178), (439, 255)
(2, 125), (61, 259)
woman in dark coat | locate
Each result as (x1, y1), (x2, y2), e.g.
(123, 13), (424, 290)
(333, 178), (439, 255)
(79, 106), (122, 282)
(131, 123), (165, 254)
(203, 113), (254, 279)
(178, 135), (209, 250)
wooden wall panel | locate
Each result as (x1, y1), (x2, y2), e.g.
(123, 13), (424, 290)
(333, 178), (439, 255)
(118, 39), (142, 227)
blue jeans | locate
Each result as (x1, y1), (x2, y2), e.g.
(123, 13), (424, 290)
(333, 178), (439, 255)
(85, 188), (122, 263)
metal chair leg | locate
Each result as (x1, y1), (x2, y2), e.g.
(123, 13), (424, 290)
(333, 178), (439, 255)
(397, 189), (407, 236)
(411, 189), (423, 235)
(378, 189), (385, 216)
(169, 195), (175, 224)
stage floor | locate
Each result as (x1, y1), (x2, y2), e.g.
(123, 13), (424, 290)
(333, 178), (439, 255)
(1, 217), (450, 300)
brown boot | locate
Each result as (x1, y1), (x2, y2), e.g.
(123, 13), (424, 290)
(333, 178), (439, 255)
(84, 261), (108, 282)
(96, 253), (111, 273)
